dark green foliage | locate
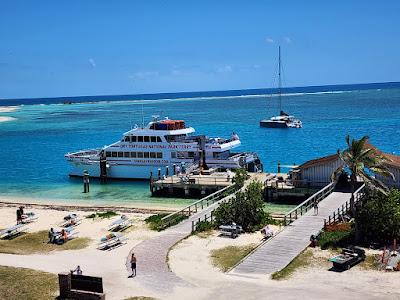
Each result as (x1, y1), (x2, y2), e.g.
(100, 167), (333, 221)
(85, 211), (118, 219)
(214, 180), (269, 232)
(194, 220), (214, 233)
(145, 213), (188, 231)
(232, 168), (249, 188)
(355, 189), (400, 244)
(318, 230), (354, 249)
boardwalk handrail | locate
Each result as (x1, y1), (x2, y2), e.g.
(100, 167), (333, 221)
(283, 181), (336, 225)
(324, 183), (366, 228)
(160, 184), (237, 228)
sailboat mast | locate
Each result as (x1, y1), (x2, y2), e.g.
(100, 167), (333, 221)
(278, 46), (282, 113)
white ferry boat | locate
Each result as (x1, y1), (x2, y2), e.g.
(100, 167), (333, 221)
(65, 117), (262, 179)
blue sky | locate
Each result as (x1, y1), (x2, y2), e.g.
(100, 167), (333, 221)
(1, 1), (400, 99)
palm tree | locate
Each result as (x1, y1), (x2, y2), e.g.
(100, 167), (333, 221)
(339, 135), (394, 214)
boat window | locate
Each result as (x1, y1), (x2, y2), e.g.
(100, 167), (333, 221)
(124, 136), (130, 142)
(111, 152), (116, 157)
(131, 152), (137, 158)
(188, 152), (195, 158)
(138, 136), (143, 142)
(171, 152), (176, 158)
(118, 152), (123, 158)
(144, 152), (150, 158)
(144, 136), (150, 143)
(124, 152), (130, 158)
(137, 152), (144, 158)
(150, 152), (156, 158)
(151, 136), (157, 143)
(132, 136), (137, 142)
(106, 152), (111, 157)
(157, 136), (162, 142)
(157, 152), (163, 158)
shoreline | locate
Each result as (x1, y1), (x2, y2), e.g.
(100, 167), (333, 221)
(0, 199), (179, 214)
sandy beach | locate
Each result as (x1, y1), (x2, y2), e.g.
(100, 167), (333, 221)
(0, 204), (399, 300)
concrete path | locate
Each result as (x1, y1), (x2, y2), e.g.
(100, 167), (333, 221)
(231, 191), (352, 276)
(125, 193), (233, 293)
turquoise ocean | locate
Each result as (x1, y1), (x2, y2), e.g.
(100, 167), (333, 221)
(1, 83), (399, 210)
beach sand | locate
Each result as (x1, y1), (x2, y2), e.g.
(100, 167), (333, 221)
(0, 106), (19, 113)
(0, 116), (16, 123)
(0, 205), (399, 299)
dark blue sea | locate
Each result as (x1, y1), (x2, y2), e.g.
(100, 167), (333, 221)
(1, 82), (399, 209)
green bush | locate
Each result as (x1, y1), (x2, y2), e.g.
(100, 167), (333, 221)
(145, 213), (188, 231)
(355, 189), (400, 244)
(85, 211), (118, 219)
(232, 168), (249, 188)
(214, 180), (269, 232)
(194, 220), (214, 233)
(318, 230), (354, 249)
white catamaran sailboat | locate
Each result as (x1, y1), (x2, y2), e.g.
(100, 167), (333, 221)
(260, 46), (302, 128)
(65, 116), (262, 179)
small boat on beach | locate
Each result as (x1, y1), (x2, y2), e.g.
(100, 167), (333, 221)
(260, 46), (302, 129)
(65, 116), (262, 179)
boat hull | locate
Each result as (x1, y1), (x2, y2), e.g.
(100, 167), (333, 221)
(259, 120), (289, 128)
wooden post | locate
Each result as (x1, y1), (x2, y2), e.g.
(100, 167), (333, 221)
(277, 161), (281, 173)
(166, 166), (169, 177)
(192, 221), (194, 232)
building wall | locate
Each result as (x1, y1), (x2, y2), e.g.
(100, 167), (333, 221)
(300, 158), (343, 187)
(376, 166), (400, 188)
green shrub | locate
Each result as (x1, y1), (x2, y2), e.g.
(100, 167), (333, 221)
(232, 168), (249, 188)
(86, 211), (118, 219)
(194, 220), (214, 233)
(355, 189), (400, 244)
(318, 230), (354, 249)
(214, 180), (269, 232)
(145, 213), (187, 231)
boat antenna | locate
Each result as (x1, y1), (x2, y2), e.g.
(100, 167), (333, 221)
(141, 103), (144, 128)
(278, 45), (282, 114)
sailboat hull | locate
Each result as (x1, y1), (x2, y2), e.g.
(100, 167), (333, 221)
(259, 120), (289, 128)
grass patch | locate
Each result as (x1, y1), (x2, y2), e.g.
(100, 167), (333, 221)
(0, 266), (58, 300)
(211, 244), (256, 272)
(0, 231), (90, 255)
(145, 213), (188, 231)
(360, 254), (381, 270)
(271, 249), (314, 280)
(86, 211), (118, 219)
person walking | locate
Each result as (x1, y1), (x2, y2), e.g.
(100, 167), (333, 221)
(130, 253), (137, 277)
(313, 200), (319, 215)
(16, 208), (22, 224)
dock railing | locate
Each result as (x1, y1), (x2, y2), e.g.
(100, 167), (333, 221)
(160, 184), (237, 229)
(324, 183), (366, 228)
(283, 181), (336, 225)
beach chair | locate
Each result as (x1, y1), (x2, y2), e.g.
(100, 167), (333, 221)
(21, 212), (38, 224)
(97, 233), (127, 250)
(60, 214), (82, 228)
(0, 224), (26, 239)
(108, 215), (132, 232)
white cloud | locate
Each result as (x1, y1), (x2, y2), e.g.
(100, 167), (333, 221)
(265, 37), (274, 44)
(129, 71), (159, 80)
(88, 58), (96, 68)
(283, 37), (292, 44)
(216, 65), (233, 73)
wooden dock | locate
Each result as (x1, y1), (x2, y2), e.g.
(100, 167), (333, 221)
(230, 191), (353, 276)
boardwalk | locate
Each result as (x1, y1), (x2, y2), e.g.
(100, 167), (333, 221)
(231, 191), (352, 276)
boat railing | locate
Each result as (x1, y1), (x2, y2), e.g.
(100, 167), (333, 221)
(283, 181), (336, 225)
(160, 184), (237, 229)
(324, 184), (366, 228)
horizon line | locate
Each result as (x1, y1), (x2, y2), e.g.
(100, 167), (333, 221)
(1, 80), (400, 102)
